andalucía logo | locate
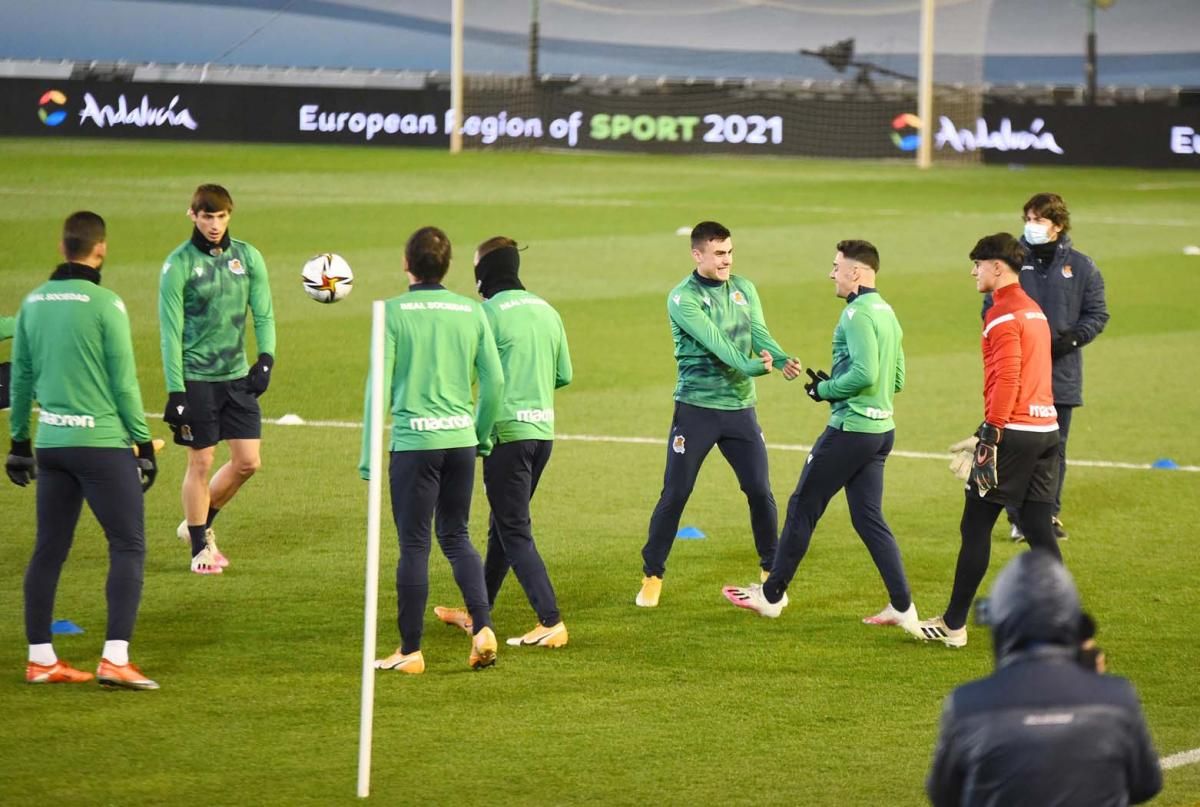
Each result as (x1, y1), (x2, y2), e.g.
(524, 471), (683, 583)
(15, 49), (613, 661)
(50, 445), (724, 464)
(36, 87), (200, 131)
(38, 89), (68, 126)
(891, 113), (921, 151)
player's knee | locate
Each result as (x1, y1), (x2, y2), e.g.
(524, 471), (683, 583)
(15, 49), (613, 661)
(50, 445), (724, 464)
(658, 485), (692, 510)
(233, 455), (261, 477)
(743, 486), (774, 505)
(187, 453), (215, 477)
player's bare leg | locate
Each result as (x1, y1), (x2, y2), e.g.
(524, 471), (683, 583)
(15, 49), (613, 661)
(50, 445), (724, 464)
(196, 438), (261, 569)
(182, 445), (221, 573)
(208, 438), (261, 509)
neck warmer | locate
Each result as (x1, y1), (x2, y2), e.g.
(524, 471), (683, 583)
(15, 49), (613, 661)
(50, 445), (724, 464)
(1029, 240), (1057, 265)
(191, 226), (232, 256)
(50, 262), (101, 285)
(475, 246), (524, 299)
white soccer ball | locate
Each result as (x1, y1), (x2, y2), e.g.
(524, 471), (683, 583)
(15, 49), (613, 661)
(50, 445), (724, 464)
(301, 253), (354, 303)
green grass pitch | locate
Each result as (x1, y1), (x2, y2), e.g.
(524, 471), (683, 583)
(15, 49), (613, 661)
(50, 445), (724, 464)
(1, 138), (1198, 805)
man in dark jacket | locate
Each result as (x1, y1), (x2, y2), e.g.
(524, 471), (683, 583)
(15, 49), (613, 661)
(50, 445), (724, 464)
(985, 193), (1109, 541)
(926, 552), (1161, 807)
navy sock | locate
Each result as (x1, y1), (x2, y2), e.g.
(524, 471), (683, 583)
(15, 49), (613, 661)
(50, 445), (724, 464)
(189, 525), (207, 557)
(205, 507), (220, 529)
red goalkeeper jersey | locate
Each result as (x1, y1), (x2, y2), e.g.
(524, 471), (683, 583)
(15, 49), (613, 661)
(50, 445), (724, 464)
(981, 283), (1057, 432)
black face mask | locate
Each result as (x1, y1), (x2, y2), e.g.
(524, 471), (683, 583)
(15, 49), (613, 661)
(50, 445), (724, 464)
(474, 246), (524, 299)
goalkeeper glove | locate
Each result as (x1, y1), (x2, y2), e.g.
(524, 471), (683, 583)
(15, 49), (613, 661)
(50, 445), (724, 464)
(245, 353), (274, 397)
(970, 422), (1001, 497)
(6, 439), (35, 487)
(135, 441), (158, 492)
(804, 368), (830, 403)
(948, 435), (978, 481)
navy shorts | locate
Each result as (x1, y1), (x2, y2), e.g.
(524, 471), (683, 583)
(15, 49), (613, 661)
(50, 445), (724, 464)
(174, 377), (262, 449)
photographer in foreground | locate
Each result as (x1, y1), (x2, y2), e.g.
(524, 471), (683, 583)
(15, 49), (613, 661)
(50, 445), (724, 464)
(927, 552), (1161, 806)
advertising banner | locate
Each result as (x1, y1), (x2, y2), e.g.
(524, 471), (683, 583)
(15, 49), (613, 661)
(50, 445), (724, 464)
(0, 77), (909, 157)
(885, 101), (1200, 169)
(2, 77), (1196, 168)
(1, 78), (448, 146)
(977, 101), (1200, 169)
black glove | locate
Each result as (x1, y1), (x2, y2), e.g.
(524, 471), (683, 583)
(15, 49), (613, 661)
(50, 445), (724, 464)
(163, 391), (190, 429)
(1050, 328), (1082, 359)
(135, 441), (157, 492)
(804, 368), (831, 402)
(970, 422), (1001, 497)
(245, 352), (274, 397)
(6, 439), (35, 487)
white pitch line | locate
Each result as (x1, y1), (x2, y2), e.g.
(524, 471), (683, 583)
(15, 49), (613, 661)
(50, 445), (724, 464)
(182, 413), (1195, 473)
(1160, 747), (1200, 770)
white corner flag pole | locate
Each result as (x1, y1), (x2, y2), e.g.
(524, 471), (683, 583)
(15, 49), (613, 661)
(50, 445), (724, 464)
(357, 300), (386, 798)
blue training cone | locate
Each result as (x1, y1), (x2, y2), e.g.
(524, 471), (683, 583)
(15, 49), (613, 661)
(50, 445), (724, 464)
(1151, 458), (1179, 470)
(51, 619), (84, 635)
(676, 526), (706, 540)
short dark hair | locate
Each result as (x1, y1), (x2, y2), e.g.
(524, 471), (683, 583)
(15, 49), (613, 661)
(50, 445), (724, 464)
(62, 211), (106, 260)
(836, 239), (879, 272)
(406, 226), (452, 282)
(969, 232), (1025, 272)
(476, 235), (518, 262)
(190, 184), (234, 214)
(691, 221), (731, 250)
(1023, 192), (1070, 233)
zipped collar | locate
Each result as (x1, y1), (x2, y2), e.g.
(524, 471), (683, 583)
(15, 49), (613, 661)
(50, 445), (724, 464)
(846, 286), (877, 304)
(692, 270), (725, 288)
(50, 262), (101, 285)
(190, 226), (232, 256)
(409, 283), (446, 292)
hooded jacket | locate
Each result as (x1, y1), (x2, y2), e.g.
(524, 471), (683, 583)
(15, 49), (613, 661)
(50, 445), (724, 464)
(927, 553), (1161, 807)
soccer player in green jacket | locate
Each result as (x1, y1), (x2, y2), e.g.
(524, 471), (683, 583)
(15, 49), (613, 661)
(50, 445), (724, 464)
(7, 211), (159, 689)
(363, 226), (505, 674)
(637, 221), (795, 608)
(434, 236), (573, 649)
(159, 184), (276, 574)
(723, 240), (918, 633)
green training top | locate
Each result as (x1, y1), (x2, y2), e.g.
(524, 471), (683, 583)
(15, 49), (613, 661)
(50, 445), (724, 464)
(159, 235), (276, 392)
(0, 315), (14, 341)
(816, 289), (905, 434)
(359, 285), (504, 479)
(9, 266), (151, 448)
(483, 289), (572, 444)
(668, 272), (788, 411)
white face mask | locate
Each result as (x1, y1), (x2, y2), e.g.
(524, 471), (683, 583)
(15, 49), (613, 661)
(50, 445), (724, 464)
(1024, 221), (1052, 245)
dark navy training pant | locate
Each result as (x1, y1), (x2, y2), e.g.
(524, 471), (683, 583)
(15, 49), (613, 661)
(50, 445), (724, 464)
(642, 401), (777, 578)
(25, 447), (145, 644)
(482, 439), (560, 627)
(389, 447), (492, 654)
(763, 426), (911, 611)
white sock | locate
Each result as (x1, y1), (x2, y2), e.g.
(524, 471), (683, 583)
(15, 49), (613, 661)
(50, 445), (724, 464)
(102, 640), (129, 666)
(29, 643), (57, 665)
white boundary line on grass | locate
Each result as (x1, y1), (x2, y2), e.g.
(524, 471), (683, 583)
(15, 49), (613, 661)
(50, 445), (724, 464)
(148, 412), (1197, 473)
(1160, 747), (1200, 770)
